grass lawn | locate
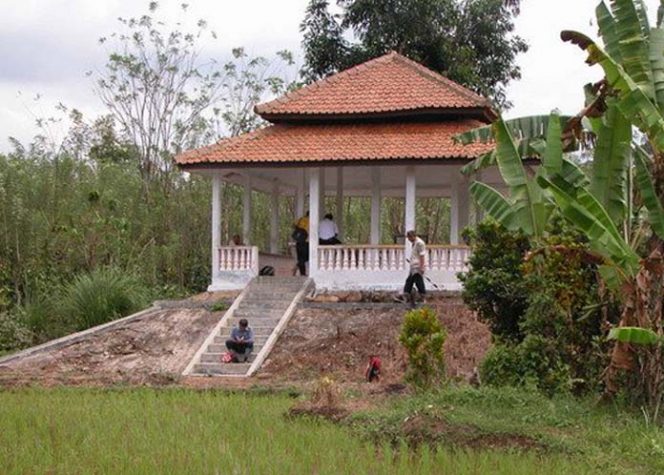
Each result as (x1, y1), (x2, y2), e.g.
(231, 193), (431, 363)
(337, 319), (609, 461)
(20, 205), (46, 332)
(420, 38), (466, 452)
(0, 386), (662, 474)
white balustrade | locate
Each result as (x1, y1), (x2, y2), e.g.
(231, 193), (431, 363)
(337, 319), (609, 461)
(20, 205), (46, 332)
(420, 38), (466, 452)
(218, 246), (259, 272)
(318, 245), (470, 272)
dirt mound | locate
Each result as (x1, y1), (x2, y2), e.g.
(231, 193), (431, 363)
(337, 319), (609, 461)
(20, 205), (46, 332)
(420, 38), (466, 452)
(261, 296), (490, 385)
(400, 414), (543, 451)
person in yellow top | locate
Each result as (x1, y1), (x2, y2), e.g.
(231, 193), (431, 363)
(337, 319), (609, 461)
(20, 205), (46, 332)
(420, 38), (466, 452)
(295, 212), (309, 232)
(292, 211), (309, 275)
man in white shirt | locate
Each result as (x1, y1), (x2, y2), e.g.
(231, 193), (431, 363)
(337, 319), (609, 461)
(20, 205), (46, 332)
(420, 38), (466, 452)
(394, 230), (426, 304)
(318, 213), (341, 245)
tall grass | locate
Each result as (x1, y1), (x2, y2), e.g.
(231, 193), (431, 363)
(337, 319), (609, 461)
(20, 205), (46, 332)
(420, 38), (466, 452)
(60, 267), (148, 329)
(0, 388), (586, 475)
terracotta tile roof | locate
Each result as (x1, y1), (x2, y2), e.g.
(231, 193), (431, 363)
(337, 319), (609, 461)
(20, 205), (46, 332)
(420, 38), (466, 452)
(176, 121), (493, 167)
(255, 52), (493, 119)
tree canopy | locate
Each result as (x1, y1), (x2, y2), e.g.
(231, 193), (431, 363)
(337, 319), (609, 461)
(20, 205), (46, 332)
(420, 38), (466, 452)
(300, 0), (527, 109)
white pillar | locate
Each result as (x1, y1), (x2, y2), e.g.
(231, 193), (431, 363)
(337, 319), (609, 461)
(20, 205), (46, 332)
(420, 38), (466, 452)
(270, 180), (280, 254)
(450, 173), (470, 244)
(319, 168), (326, 217)
(308, 168), (320, 277)
(405, 166), (416, 257)
(474, 170), (484, 224)
(243, 175), (252, 245)
(370, 168), (381, 245)
(296, 170), (305, 219)
(336, 167), (344, 240)
(211, 175), (222, 280)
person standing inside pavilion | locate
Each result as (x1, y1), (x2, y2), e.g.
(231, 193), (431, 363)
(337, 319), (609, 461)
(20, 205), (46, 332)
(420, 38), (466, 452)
(292, 211), (309, 275)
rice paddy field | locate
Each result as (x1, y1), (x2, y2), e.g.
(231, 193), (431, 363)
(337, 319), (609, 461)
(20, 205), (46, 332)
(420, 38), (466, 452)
(0, 387), (661, 474)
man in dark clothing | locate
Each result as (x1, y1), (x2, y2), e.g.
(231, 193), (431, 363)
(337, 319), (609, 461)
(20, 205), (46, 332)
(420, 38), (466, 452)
(225, 318), (254, 362)
(293, 211), (309, 276)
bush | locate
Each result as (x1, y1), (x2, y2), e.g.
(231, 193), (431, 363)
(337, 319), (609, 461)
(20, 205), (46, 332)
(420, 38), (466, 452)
(60, 268), (149, 330)
(399, 307), (446, 388)
(463, 219), (611, 396)
(480, 335), (572, 396)
(459, 221), (530, 342)
(0, 311), (32, 352)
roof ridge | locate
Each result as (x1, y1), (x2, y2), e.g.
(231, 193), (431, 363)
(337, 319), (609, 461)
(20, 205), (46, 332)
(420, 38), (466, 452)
(255, 51), (401, 115)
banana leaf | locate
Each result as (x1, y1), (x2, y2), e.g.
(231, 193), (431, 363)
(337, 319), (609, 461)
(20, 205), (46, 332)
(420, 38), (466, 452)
(493, 119), (550, 238)
(590, 103), (630, 226)
(537, 174), (640, 276)
(460, 137), (546, 175)
(468, 182), (514, 226)
(633, 145), (664, 238)
(608, 326), (661, 344)
(648, 26), (664, 111)
(597, 2), (623, 62)
(610, 0), (654, 95)
(543, 111), (563, 175)
(562, 30), (664, 150)
(560, 157), (591, 188)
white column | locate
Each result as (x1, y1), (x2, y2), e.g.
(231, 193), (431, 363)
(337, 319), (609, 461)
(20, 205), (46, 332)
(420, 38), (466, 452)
(211, 175), (222, 280)
(405, 166), (416, 257)
(308, 168), (320, 277)
(336, 167), (344, 240)
(319, 168), (326, 217)
(474, 170), (484, 224)
(296, 170), (305, 219)
(270, 180), (280, 254)
(243, 175), (252, 245)
(370, 168), (381, 245)
(450, 173), (470, 244)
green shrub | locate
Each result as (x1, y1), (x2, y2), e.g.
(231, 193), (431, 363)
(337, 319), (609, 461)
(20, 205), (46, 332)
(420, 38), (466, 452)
(0, 311), (32, 352)
(481, 335), (572, 396)
(399, 307), (446, 388)
(60, 268), (148, 330)
(463, 219), (611, 396)
(459, 220), (530, 342)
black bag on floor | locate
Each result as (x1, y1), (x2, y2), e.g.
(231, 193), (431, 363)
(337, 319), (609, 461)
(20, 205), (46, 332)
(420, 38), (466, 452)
(259, 265), (275, 276)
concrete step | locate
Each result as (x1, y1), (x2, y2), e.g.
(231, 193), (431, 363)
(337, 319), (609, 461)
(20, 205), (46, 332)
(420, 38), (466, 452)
(206, 340), (267, 353)
(232, 312), (283, 321)
(214, 333), (272, 344)
(237, 304), (291, 312)
(200, 352), (258, 364)
(247, 284), (302, 290)
(224, 316), (281, 325)
(193, 362), (251, 375)
(242, 294), (299, 302)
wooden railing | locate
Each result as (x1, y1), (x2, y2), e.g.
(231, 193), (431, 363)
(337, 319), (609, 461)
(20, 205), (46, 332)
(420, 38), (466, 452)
(217, 246), (259, 272)
(318, 245), (470, 272)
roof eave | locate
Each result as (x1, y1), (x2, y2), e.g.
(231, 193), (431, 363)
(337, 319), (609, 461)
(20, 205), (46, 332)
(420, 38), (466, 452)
(177, 156), (485, 171)
(260, 107), (496, 124)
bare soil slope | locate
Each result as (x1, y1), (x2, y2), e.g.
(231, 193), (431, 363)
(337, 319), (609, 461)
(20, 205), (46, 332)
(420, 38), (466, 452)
(262, 296), (490, 385)
(0, 293), (490, 389)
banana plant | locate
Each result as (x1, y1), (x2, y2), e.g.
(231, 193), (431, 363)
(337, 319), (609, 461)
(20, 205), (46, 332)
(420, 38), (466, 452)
(546, 0), (664, 403)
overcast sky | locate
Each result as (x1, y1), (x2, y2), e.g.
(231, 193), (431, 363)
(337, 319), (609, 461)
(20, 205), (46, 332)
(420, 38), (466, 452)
(0, 0), (660, 153)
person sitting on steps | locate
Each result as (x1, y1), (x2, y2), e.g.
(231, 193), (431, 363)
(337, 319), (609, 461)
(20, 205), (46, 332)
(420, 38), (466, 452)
(225, 318), (254, 362)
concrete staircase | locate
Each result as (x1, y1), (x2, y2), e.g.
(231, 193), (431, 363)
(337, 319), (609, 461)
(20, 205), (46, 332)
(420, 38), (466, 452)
(184, 276), (313, 377)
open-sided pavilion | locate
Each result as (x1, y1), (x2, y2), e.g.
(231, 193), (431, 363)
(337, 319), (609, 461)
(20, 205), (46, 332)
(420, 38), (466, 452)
(176, 52), (502, 291)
